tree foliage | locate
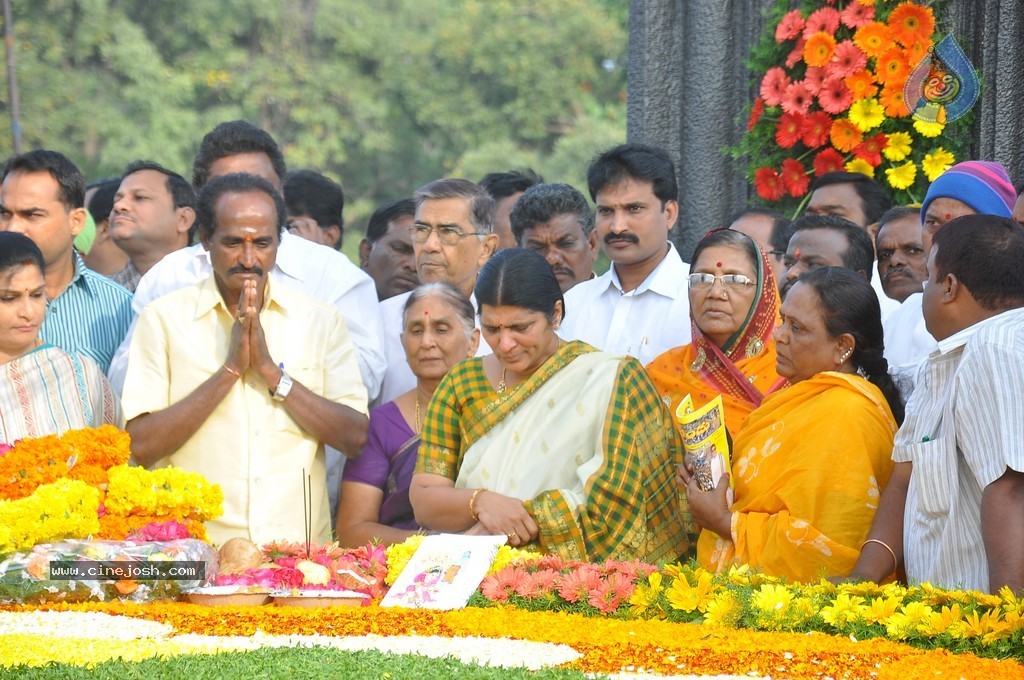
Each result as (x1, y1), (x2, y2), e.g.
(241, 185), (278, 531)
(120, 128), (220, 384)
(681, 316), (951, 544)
(0, 0), (626, 229)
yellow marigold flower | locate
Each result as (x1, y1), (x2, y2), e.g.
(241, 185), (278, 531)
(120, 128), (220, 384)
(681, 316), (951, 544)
(384, 534), (425, 585)
(845, 157), (875, 178)
(665, 570), (715, 613)
(104, 465), (223, 521)
(883, 132), (913, 161)
(913, 118), (944, 137)
(703, 590), (743, 628)
(885, 161), (917, 190)
(489, 546), (541, 574)
(820, 592), (866, 629)
(885, 601), (934, 639)
(921, 148), (955, 182)
(848, 97), (885, 131)
(750, 583), (794, 613)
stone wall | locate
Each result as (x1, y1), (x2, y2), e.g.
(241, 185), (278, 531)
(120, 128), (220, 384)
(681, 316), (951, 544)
(628, 0), (1024, 261)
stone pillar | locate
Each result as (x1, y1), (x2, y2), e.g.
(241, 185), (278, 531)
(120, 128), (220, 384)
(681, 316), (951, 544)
(628, 0), (1024, 263)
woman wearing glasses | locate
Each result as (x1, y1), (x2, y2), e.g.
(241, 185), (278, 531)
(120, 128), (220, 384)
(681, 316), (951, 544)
(681, 266), (903, 582)
(410, 248), (688, 562)
(648, 229), (787, 436)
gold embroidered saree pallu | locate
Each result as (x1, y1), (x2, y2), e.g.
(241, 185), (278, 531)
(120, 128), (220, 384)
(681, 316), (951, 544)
(698, 372), (897, 582)
(453, 344), (687, 563)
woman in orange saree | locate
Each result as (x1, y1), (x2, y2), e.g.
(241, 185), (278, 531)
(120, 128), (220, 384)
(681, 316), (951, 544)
(647, 229), (786, 437)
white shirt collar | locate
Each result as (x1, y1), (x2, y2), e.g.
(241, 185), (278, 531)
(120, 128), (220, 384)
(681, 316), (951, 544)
(936, 306), (1024, 355)
(607, 242), (686, 296)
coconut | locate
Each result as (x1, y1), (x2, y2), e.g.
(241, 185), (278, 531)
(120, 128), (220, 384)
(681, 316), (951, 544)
(217, 537), (262, 575)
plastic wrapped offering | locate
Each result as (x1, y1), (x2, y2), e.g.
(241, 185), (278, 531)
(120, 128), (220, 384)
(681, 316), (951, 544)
(0, 538), (218, 604)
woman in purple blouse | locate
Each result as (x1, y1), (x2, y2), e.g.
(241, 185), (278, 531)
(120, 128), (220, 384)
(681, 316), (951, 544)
(336, 283), (479, 547)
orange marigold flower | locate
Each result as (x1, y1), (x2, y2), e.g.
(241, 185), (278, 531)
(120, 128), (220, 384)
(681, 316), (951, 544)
(853, 21), (891, 59)
(888, 2), (936, 48)
(880, 84), (911, 118)
(803, 32), (837, 68)
(876, 48), (910, 87)
(830, 118), (863, 153)
(844, 69), (878, 101)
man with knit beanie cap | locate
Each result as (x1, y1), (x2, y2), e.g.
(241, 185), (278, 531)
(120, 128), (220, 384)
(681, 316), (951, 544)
(884, 160), (1016, 395)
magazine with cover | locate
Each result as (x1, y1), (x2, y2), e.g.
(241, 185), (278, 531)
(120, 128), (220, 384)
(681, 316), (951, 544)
(675, 394), (732, 492)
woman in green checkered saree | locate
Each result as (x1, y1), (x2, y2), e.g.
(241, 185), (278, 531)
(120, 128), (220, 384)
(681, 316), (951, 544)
(410, 248), (689, 563)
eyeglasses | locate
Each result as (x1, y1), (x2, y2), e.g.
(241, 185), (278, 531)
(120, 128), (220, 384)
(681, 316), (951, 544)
(687, 273), (756, 290)
(409, 224), (484, 245)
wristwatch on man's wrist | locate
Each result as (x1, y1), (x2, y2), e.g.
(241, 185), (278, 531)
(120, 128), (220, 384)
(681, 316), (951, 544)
(272, 372), (293, 401)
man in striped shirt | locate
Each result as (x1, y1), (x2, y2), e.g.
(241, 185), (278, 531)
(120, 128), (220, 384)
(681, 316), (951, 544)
(0, 150), (132, 373)
(847, 214), (1024, 594)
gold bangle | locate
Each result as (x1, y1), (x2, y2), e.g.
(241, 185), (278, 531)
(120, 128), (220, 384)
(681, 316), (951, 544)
(222, 365), (241, 378)
(862, 538), (898, 577)
(469, 488), (485, 521)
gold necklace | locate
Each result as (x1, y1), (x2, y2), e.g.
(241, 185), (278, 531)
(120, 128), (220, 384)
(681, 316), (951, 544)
(415, 396), (422, 433)
(495, 367), (507, 394)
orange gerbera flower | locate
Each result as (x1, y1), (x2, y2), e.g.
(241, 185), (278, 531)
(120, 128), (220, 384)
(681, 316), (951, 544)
(804, 32), (837, 68)
(843, 70), (878, 101)
(903, 40), (929, 68)
(853, 22), (891, 59)
(880, 84), (910, 118)
(830, 118), (863, 153)
(888, 2), (935, 48)
(876, 48), (910, 86)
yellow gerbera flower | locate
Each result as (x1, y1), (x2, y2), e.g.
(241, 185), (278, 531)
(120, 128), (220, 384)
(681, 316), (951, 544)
(913, 118), (945, 137)
(848, 97), (885, 131)
(921, 148), (956, 182)
(883, 132), (913, 161)
(845, 157), (875, 178)
(885, 161), (917, 190)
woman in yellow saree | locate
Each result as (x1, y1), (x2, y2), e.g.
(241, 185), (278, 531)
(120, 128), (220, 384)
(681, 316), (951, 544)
(647, 229), (786, 437)
(682, 267), (904, 582)
(410, 248), (688, 563)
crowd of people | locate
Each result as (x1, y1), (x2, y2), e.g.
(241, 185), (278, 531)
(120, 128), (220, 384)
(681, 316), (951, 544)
(1, 120), (1022, 595)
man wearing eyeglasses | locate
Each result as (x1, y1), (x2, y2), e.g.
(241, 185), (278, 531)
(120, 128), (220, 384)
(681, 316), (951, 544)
(376, 178), (498, 403)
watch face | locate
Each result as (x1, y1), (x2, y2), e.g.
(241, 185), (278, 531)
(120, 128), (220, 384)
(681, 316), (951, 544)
(274, 373), (293, 401)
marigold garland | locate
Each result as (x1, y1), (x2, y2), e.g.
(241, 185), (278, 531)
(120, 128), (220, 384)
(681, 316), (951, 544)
(735, 0), (973, 213)
(103, 465), (223, 522)
(0, 479), (100, 553)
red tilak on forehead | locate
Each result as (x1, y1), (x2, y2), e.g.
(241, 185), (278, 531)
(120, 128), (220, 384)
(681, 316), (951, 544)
(795, 248), (802, 259)
(946, 213), (952, 221)
(716, 261), (722, 268)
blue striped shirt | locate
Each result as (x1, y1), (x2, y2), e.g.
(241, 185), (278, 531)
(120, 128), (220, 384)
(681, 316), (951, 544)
(39, 252), (133, 374)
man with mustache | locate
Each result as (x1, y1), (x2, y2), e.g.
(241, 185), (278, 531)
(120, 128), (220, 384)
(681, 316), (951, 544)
(875, 207), (927, 304)
(109, 161), (196, 292)
(556, 144), (691, 365)
(510, 182), (598, 293)
(883, 161), (1017, 394)
(122, 173), (369, 545)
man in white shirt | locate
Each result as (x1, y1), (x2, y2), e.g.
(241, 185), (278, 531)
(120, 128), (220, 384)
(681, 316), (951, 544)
(883, 161), (1017, 392)
(377, 179), (498, 403)
(557, 143), (691, 366)
(846, 214), (1024, 594)
(107, 121), (385, 525)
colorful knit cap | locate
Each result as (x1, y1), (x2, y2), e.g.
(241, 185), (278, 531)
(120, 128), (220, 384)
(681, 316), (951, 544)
(921, 161), (1015, 220)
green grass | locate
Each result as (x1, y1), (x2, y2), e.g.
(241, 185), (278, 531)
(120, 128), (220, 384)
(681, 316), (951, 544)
(7, 647), (605, 680)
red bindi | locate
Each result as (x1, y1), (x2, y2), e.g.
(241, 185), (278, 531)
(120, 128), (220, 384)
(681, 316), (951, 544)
(795, 248), (801, 259)
(716, 261), (722, 268)
(945, 213), (951, 220)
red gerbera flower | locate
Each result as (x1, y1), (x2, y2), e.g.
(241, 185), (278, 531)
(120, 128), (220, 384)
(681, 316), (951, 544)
(813, 148), (846, 176)
(760, 67), (791, 107)
(747, 97), (765, 131)
(840, 0), (875, 29)
(818, 75), (853, 114)
(786, 35), (807, 68)
(800, 111), (833, 147)
(827, 40), (867, 80)
(775, 111), (804, 148)
(775, 9), (805, 43)
(754, 166), (786, 201)
(781, 158), (810, 197)
(781, 81), (813, 115)
(854, 132), (888, 166)
(802, 66), (827, 96)
(803, 7), (841, 38)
